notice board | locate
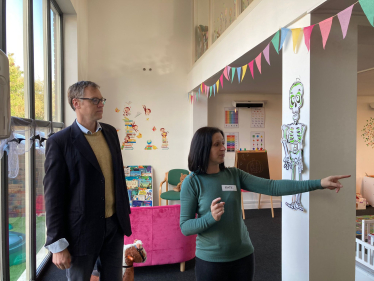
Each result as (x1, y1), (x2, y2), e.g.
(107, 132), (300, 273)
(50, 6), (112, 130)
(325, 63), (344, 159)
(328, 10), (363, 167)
(234, 151), (270, 179)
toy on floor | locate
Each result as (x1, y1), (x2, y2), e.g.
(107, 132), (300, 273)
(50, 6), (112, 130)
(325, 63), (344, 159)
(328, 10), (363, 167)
(123, 239), (147, 281)
(173, 173), (188, 192)
(89, 240), (147, 281)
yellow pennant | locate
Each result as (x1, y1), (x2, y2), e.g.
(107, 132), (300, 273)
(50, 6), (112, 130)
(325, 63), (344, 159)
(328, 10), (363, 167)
(216, 81), (219, 93)
(241, 65), (248, 82)
(291, 28), (303, 53)
(200, 84), (203, 93)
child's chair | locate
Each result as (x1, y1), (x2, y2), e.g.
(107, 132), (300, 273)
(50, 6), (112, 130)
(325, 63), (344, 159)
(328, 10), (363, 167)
(159, 169), (189, 205)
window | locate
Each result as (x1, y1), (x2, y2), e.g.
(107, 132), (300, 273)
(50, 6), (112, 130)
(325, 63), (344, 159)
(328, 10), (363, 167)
(1, 0), (65, 280)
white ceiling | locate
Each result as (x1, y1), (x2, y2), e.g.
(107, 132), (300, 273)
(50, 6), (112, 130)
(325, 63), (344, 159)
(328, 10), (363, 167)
(197, 0), (374, 96)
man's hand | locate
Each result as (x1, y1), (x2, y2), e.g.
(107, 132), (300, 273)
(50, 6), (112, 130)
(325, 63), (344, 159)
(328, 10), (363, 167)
(211, 197), (225, 222)
(52, 248), (71, 270)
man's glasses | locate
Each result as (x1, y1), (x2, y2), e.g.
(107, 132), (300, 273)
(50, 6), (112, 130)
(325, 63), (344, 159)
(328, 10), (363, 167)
(77, 97), (106, 105)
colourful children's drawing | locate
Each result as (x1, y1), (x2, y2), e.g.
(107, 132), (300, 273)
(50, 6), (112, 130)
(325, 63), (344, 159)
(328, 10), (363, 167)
(123, 106), (131, 117)
(136, 133), (142, 138)
(152, 126), (156, 131)
(160, 128), (169, 150)
(145, 140), (156, 150)
(142, 105), (151, 116)
(122, 118), (137, 150)
(115, 108), (120, 113)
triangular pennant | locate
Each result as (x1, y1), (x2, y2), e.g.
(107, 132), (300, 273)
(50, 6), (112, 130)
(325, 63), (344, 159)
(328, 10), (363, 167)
(255, 53), (262, 74)
(198, 88), (201, 97)
(213, 84), (216, 96)
(338, 4), (354, 39)
(220, 74), (224, 88)
(200, 83), (203, 93)
(231, 67), (236, 83)
(279, 28), (291, 51)
(271, 31), (280, 54)
(209, 86), (212, 97)
(263, 44), (270, 65)
(223, 66), (229, 81)
(237, 67), (241, 83)
(291, 28), (303, 53)
(241, 65), (247, 82)
(359, 0), (374, 27)
(303, 25), (314, 51)
(227, 66), (231, 79)
(216, 80), (220, 93)
(248, 61), (254, 78)
(319, 17), (333, 49)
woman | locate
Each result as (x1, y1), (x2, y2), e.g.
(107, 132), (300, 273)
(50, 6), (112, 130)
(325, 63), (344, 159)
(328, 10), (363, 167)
(180, 127), (350, 281)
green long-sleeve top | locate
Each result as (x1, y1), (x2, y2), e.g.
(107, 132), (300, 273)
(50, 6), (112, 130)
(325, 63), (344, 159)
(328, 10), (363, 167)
(180, 167), (323, 262)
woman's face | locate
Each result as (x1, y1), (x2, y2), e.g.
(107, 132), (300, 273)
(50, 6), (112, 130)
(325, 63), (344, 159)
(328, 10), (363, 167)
(209, 132), (226, 165)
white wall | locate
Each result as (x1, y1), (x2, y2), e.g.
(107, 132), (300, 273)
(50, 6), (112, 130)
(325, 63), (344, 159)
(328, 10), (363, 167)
(357, 96), (374, 193)
(208, 93), (282, 208)
(75, 0), (193, 206)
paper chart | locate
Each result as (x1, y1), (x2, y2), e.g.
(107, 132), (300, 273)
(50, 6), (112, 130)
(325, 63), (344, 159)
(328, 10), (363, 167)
(251, 108), (265, 128)
(251, 132), (265, 151)
(224, 107), (239, 128)
(225, 132), (239, 152)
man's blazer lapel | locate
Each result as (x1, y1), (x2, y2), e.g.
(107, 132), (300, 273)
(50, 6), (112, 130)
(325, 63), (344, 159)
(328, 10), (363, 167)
(101, 125), (118, 176)
(70, 121), (102, 174)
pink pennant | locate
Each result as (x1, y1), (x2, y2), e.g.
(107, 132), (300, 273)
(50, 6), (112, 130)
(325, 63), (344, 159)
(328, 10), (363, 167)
(227, 66), (231, 79)
(303, 25), (314, 51)
(263, 44), (270, 65)
(319, 17), (333, 49)
(220, 74), (224, 88)
(223, 67), (229, 81)
(202, 83), (205, 93)
(255, 53), (262, 74)
(248, 61), (254, 78)
(337, 4), (354, 39)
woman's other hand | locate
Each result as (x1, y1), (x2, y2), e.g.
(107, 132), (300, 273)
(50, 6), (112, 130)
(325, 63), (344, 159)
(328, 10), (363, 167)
(321, 175), (351, 193)
(211, 197), (225, 221)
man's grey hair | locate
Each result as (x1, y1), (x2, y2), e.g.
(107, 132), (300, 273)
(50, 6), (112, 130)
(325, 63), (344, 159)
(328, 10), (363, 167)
(68, 81), (100, 111)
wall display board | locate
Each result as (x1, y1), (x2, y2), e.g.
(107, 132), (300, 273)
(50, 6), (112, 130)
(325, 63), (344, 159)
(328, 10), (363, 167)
(225, 132), (239, 152)
(251, 131), (265, 151)
(234, 150), (270, 180)
(224, 107), (239, 128)
(125, 166), (153, 207)
(251, 108), (265, 128)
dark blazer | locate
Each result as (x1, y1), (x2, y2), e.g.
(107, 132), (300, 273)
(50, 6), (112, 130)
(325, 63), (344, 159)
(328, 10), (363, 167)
(44, 121), (131, 256)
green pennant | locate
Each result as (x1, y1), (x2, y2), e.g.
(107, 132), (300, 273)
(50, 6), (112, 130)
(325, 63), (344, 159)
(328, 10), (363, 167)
(271, 31), (280, 54)
(360, 0), (374, 26)
(231, 68), (236, 83)
(209, 86), (212, 97)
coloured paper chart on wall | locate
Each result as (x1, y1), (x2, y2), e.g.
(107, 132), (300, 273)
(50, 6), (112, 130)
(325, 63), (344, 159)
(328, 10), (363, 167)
(224, 107), (239, 128)
(225, 132), (239, 152)
(251, 108), (265, 128)
(125, 166), (153, 207)
(251, 132), (265, 151)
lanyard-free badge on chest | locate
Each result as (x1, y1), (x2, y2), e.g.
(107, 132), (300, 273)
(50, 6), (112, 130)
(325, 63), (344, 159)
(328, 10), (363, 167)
(222, 185), (237, 191)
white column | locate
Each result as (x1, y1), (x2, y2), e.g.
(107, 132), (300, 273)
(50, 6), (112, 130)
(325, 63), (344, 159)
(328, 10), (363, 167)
(282, 13), (357, 281)
(192, 92), (208, 134)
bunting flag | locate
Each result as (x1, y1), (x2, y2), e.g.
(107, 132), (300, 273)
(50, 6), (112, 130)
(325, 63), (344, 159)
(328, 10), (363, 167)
(220, 74), (224, 88)
(209, 86), (212, 97)
(231, 67), (236, 83)
(337, 4), (354, 39)
(248, 60), (254, 78)
(213, 84), (216, 96)
(255, 53), (262, 74)
(291, 28), (303, 53)
(263, 44), (270, 65)
(198, 88), (201, 97)
(279, 28), (290, 51)
(319, 17), (333, 49)
(271, 31), (280, 54)
(200, 83), (203, 93)
(241, 65), (247, 82)
(205, 85), (208, 95)
(359, 0), (374, 27)
(216, 80), (220, 93)
(223, 66), (229, 80)
(237, 67), (242, 83)
(227, 66), (232, 79)
(303, 25), (314, 51)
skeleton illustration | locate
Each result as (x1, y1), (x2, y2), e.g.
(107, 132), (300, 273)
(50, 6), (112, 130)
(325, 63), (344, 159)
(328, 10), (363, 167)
(281, 79), (307, 212)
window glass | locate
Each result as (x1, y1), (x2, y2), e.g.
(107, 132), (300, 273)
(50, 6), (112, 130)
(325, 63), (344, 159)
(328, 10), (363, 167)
(212, 0), (238, 44)
(195, 0), (210, 61)
(51, 6), (61, 122)
(241, 0), (253, 13)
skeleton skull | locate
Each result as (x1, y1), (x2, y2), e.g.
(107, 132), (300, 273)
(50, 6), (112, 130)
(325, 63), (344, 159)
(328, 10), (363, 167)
(289, 81), (304, 123)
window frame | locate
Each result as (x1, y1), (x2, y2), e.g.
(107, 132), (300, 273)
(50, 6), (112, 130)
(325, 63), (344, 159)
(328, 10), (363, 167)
(0, 0), (65, 280)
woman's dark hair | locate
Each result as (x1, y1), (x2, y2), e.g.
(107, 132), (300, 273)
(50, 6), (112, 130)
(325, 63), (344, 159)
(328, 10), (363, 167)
(188, 127), (226, 174)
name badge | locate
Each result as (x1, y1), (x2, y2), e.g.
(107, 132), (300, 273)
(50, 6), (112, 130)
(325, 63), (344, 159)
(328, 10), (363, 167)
(222, 185), (237, 191)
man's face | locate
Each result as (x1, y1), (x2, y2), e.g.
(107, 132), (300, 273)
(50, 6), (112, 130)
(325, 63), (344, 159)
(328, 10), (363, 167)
(75, 86), (104, 121)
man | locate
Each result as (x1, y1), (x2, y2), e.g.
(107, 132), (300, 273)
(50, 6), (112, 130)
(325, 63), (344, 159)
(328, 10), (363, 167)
(44, 81), (131, 280)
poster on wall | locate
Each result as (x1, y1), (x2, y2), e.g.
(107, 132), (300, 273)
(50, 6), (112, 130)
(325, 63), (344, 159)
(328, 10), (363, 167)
(224, 107), (239, 128)
(251, 132), (265, 151)
(225, 132), (239, 152)
(251, 108), (265, 128)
